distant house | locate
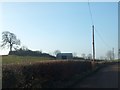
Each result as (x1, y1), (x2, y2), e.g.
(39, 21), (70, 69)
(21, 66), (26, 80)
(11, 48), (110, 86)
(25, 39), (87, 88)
(56, 53), (73, 60)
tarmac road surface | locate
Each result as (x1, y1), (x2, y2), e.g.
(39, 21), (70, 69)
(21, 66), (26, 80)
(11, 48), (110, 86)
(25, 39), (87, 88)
(73, 63), (119, 88)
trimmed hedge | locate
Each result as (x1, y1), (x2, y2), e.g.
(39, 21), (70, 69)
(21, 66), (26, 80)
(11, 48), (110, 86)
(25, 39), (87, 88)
(2, 60), (93, 88)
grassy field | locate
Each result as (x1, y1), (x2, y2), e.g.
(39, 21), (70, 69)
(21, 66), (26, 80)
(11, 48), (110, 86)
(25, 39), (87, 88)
(2, 55), (55, 64)
(2, 55), (120, 65)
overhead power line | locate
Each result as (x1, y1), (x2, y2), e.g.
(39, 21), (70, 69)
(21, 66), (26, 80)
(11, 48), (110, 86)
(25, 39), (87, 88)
(87, 0), (112, 50)
(88, 0), (94, 25)
(95, 27), (112, 49)
(88, 0), (95, 61)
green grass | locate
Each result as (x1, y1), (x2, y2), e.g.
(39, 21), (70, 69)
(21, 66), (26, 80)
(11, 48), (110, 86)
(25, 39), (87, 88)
(2, 55), (55, 64)
(107, 59), (120, 62)
(117, 59), (120, 62)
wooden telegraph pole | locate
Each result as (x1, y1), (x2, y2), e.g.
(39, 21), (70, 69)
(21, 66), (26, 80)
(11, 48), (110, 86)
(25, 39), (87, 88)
(92, 25), (95, 70)
(92, 25), (95, 62)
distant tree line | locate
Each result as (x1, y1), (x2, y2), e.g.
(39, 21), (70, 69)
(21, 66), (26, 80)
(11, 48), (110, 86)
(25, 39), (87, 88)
(9, 48), (56, 58)
(73, 57), (84, 60)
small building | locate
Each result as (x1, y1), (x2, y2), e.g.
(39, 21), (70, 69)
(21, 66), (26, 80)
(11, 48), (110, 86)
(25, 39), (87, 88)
(56, 53), (73, 60)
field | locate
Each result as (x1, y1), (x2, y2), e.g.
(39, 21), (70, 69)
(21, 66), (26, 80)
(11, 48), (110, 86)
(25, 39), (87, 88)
(2, 55), (120, 64)
(2, 55), (55, 64)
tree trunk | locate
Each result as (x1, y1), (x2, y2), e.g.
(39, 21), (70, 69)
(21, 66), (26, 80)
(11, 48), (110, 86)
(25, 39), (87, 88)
(10, 44), (12, 52)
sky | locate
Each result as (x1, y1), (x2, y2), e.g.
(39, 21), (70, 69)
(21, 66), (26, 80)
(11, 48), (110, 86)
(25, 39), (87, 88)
(0, 2), (118, 59)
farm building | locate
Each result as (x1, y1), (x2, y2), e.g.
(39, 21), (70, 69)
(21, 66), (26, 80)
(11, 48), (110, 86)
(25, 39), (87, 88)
(56, 53), (73, 60)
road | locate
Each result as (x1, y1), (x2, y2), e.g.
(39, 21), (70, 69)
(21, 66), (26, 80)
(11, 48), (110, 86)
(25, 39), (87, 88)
(73, 63), (119, 88)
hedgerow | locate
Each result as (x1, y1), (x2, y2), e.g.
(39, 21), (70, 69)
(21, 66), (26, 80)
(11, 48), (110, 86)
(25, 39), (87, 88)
(2, 60), (93, 88)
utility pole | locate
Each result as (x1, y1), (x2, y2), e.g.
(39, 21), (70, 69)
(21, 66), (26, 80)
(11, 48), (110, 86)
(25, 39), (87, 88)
(92, 25), (95, 62)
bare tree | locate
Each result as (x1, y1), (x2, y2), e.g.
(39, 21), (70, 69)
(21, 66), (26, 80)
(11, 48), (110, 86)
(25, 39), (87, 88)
(54, 50), (61, 56)
(99, 56), (105, 60)
(81, 53), (86, 59)
(87, 54), (92, 60)
(1, 31), (21, 52)
(106, 50), (113, 60)
(20, 46), (29, 51)
(73, 52), (77, 57)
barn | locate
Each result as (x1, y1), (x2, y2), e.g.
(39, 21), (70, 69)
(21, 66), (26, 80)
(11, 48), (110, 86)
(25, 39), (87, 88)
(56, 53), (73, 60)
